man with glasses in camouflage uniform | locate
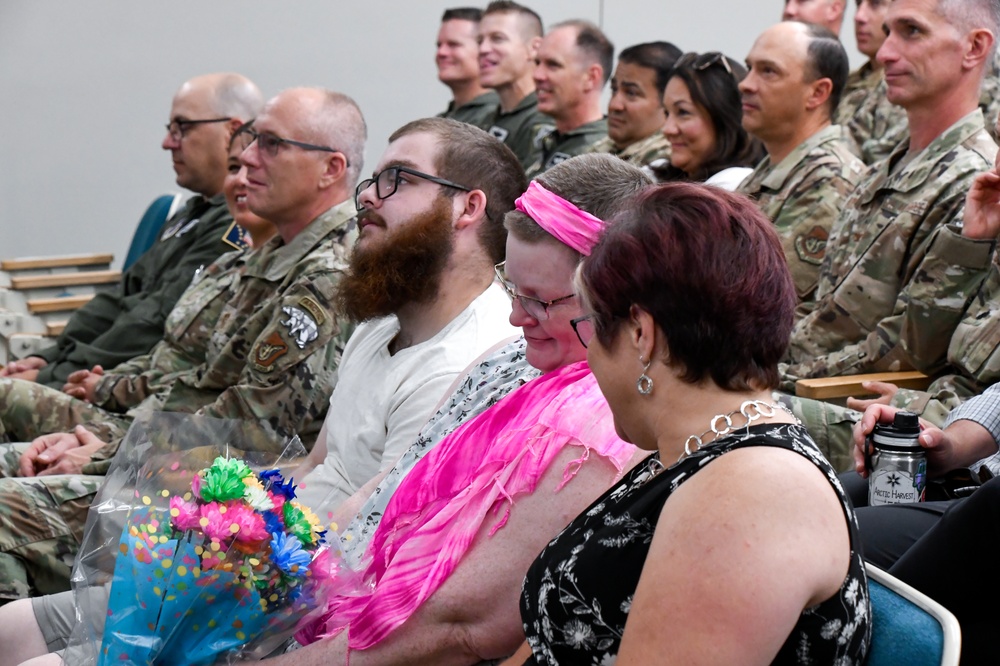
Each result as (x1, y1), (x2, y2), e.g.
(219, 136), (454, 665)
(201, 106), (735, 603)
(1, 73), (262, 389)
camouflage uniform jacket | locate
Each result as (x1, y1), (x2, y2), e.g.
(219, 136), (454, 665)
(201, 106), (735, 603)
(89, 248), (251, 412)
(82, 200), (359, 473)
(586, 130), (670, 170)
(525, 117), (609, 179)
(887, 247), (1000, 425)
(438, 91), (501, 131)
(34, 194), (240, 388)
(781, 110), (997, 389)
(485, 92), (554, 171)
(737, 124), (867, 303)
(834, 63), (908, 167)
(835, 62), (881, 121)
(980, 49), (1000, 142)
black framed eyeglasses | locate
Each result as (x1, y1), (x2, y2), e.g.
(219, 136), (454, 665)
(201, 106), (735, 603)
(494, 261), (575, 321)
(241, 127), (347, 161)
(675, 51), (735, 78)
(570, 314), (596, 348)
(165, 117), (232, 141)
(355, 166), (472, 211)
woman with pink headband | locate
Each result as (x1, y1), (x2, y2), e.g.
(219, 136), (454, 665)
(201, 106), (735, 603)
(286, 154), (652, 665)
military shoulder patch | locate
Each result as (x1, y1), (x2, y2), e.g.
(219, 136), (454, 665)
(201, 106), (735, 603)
(296, 295), (328, 327)
(251, 330), (289, 372)
(795, 225), (830, 265)
(222, 221), (252, 250)
(281, 303), (320, 349)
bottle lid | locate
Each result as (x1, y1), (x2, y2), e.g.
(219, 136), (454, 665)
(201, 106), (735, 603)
(872, 411), (922, 448)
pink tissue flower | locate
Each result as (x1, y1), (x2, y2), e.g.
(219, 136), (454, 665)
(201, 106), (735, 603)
(199, 501), (268, 544)
(169, 496), (201, 532)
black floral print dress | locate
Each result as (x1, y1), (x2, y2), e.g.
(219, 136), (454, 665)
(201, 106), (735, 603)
(519, 423), (871, 665)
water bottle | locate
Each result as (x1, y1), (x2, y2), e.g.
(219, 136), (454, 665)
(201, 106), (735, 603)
(866, 411), (926, 506)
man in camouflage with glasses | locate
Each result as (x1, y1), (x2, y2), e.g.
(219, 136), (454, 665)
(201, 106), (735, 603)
(1, 73), (262, 389)
(0, 87), (365, 604)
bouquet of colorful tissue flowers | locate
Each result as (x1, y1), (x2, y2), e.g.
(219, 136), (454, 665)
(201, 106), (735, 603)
(95, 456), (331, 665)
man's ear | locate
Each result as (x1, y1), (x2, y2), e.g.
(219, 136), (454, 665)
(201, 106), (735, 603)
(527, 36), (542, 60)
(317, 152), (348, 189)
(454, 189), (489, 230)
(583, 63), (603, 93)
(964, 28), (995, 71)
(805, 77), (833, 111)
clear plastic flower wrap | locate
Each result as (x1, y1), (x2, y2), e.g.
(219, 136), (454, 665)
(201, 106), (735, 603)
(62, 413), (338, 665)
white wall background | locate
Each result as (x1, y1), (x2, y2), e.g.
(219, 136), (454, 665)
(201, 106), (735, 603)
(0, 1), (863, 264)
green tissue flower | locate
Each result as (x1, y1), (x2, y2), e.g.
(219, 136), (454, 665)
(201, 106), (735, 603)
(198, 457), (252, 502)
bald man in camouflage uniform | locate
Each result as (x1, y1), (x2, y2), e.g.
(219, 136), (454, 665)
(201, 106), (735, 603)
(738, 23), (867, 304)
(0, 88), (365, 603)
(781, 0), (999, 393)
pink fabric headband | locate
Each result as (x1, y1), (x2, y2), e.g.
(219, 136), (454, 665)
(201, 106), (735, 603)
(514, 181), (606, 256)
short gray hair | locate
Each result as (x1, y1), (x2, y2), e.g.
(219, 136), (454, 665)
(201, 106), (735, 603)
(302, 90), (368, 187)
(939, 0), (1000, 59)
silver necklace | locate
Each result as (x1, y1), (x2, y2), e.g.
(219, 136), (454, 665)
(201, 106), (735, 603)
(647, 400), (797, 477)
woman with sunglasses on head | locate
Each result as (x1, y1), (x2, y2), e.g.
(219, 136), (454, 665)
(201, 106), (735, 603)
(654, 52), (764, 190)
(507, 183), (870, 665)
(285, 153), (650, 665)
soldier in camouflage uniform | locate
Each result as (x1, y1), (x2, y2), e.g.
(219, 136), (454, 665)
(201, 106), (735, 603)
(587, 41), (681, 170)
(435, 7), (500, 130)
(739, 22), (867, 304)
(525, 20), (612, 179)
(780, 0), (999, 392)
(0, 88), (368, 603)
(784, 161), (1000, 470)
(1, 74), (263, 389)
(478, 2), (553, 170)
(833, 0), (910, 165)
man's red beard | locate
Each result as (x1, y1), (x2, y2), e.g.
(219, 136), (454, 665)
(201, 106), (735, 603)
(335, 196), (455, 322)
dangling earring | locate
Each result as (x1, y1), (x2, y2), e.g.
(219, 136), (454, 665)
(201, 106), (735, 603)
(636, 358), (653, 395)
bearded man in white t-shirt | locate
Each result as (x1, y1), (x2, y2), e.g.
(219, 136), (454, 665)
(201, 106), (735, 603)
(295, 117), (526, 509)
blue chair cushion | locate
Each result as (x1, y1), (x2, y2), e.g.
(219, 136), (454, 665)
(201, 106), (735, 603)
(867, 578), (945, 666)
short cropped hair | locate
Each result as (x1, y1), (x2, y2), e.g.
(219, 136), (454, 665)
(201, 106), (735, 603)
(211, 74), (264, 120)
(302, 90), (367, 187)
(504, 153), (651, 259)
(800, 23), (849, 116)
(483, 1), (543, 38)
(659, 53), (764, 182)
(550, 20), (615, 85)
(618, 41), (684, 97)
(581, 182), (796, 391)
(442, 7), (482, 22)
(390, 118), (527, 264)
(939, 0), (1000, 59)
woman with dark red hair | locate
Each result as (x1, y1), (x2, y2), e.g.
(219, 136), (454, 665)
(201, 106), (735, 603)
(508, 183), (871, 665)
